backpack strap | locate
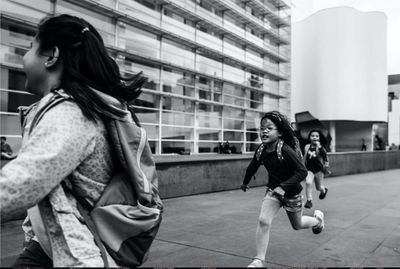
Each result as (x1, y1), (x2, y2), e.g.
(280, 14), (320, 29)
(62, 182), (110, 267)
(276, 139), (284, 162)
(255, 143), (265, 163)
(28, 91), (72, 135)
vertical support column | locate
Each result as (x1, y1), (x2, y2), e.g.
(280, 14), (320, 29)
(329, 121), (336, 152)
(50, 0), (56, 15)
(157, 4), (164, 155)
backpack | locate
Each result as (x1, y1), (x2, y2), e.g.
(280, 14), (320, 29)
(23, 90), (163, 267)
(304, 143), (331, 175)
(255, 137), (303, 164)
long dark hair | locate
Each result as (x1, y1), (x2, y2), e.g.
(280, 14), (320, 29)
(261, 111), (297, 150)
(307, 129), (327, 148)
(36, 14), (147, 121)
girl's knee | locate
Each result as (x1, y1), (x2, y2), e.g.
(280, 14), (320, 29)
(258, 217), (272, 229)
(290, 223), (302, 230)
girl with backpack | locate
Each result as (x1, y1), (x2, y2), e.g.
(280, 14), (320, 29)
(303, 130), (330, 209)
(240, 111), (325, 267)
(0, 14), (149, 267)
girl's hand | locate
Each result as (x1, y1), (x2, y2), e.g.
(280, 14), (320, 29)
(240, 184), (249, 192)
(316, 141), (321, 148)
(273, 186), (285, 196)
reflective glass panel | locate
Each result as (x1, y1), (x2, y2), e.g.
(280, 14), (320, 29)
(223, 107), (243, 119)
(141, 124), (158, 140)
(198, 142), (220, 153)
(130, 106), (159, 126)
(223, 119), (243, 130)
(120, 25), (160, 58)
(0, 90), (39, 113)
(162, 96), (194, 113)
(246, 142), (259, 152)
(162, 111), (194, 126)
(161, 141), (192, 154)
(198, 129), (219, 141)
(198, 115), (221, 128)
(130, 92), (159, 109)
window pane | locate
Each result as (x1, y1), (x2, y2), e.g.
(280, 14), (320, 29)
(196, 54), (222, 77)
(148, 140), (156, 154)
(161, 126), (193, 140)
(162, 97), (194, 112)
(162, 141), (192, 154)
(224, 107), (244, 119)
(162, 39), (194, 69)
(131, 92), (159, 109)
(118, 59), (160, 91)
(198, 115), (221, 128)
(162, 111), (193, 126)
(246, 142), (259, 152)
(0, 114), (21, 135)
(142, 124), (158, 140)
(223, 131), (243, 141)
(246, 131), (259, 143)
(198, 129), (219, 141)
(120, 25), (160, 58)
(130, 106), (159, 126)
(0, 90), (39, 113)
(198, 142), (220, 153)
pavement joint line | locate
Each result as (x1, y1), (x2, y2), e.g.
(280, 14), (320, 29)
(155, 238), (252, 259)
(155, 238), (290, 267)
(298, 195), (400, 263)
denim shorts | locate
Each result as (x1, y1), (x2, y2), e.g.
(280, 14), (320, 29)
(265, 187), (303, 212)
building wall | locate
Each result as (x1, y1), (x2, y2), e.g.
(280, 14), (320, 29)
(0, 0), (291, 155)
(332, 121), (373, 152)
(291, 7), (387, 122)
(154, 151), (400, 198)
(388, 75), (400, 146)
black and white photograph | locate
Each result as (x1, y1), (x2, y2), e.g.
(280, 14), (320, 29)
(1, 0), (399, 267)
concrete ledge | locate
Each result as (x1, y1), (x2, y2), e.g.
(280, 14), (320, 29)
(155, 150), (400, 199)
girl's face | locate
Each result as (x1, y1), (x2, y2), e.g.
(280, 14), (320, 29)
(310, 131), (320, 144)
(259, 118), (281, 145)
(23, 39), (49, 96)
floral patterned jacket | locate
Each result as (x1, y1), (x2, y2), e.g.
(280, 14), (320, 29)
(0, 90), (117, 266)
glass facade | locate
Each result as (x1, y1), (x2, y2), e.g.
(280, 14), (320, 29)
(0, 0), (291, 155)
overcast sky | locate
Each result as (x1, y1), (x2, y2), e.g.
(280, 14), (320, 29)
(290, 0), (400, 75)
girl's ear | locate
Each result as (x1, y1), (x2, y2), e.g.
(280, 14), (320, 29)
(278, 131), (283, 137)
(44, 46), (60, 68)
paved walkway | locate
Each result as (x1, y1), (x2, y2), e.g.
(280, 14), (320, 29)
(2, 169), (400, 267)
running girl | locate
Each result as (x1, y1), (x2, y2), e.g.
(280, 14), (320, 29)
(303, 130), (330, 209)
(0, 14), (147, 267)
(240, 111), (325, 267)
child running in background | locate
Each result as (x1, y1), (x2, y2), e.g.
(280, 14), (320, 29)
(303, 130), (330, 209)
(240, 111), (325, 267)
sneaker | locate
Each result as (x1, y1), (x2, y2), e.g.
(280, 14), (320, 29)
(304, 200), (313, 208)
(312, 210), (325, 234)
(319, 187), (328, 199)
(247, 259), (266, 267)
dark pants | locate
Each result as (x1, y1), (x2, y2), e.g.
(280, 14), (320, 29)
(13, 241), (52, 267)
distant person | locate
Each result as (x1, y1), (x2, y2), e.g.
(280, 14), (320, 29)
(374, 135), (384, 151)
(361, 138), (367, 151)
(1, 136), (15, 160)
(0, 14), (147, 267)
(303, 130), (330, 209)
(389, 143), (397, 151)
(222, 140), (232, 154)
(240, 111), (325, 267)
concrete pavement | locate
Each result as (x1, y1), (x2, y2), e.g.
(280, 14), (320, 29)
(2, 169), (400, 267)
